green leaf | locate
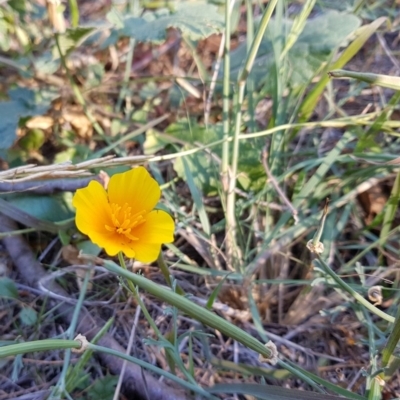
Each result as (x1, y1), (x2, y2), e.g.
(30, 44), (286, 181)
(87, 375), (118, 400)
(34, 52), (61, 75)
(167, 120), (222, 195)
(106, 8), (124, 29)
(227, 10), (361, 92)
(1, 193), (74, 223)
(19, 307), (37, 326)
(77, 240), (102, 256)
(0, 277), (18, 300)
(18, 129), (46, 151)
(121, 2), (224, 43)
(0, 87), (56, 150)
(152, 120), (266, 193)
(56, 26), (95, 56)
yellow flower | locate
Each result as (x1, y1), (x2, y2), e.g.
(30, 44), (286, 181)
(72, 167), (174, 262)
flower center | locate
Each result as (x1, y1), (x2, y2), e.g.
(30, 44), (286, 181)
(105, 203), (146, 241)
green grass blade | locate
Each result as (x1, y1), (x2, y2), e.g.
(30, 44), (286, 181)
(68, 0), (80, 28)
(211, 359), (366, 400)
(293, 130), (354, 206)
(329, 69), (400, 91)
(208, 383), (356, 400)
(205, 272), (232, 310)
(89, 343), (219, 399)
(380, 169), (400, 249)
(182, 157), (211, 236)
(382, 306), (400, 367)
(300, 17), (386, 121)
(280, 0), (317, 61)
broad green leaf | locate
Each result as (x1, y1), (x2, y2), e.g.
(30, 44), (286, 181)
(174, 150), (220, 196)
(164, 120), (222, 195)
(106, 7), (124, 29)
(87, 375), (118, 400)
(56, 26), (95, 56)
(34, 52), (61, 75)
(1, 192), (74, 224)
(0, 277), (18, 300)
(227, 10), (360, 92)
(77, 240), (102, 256)
(0, 87), (56, 150)
(121, 2), (224, 43)
(19, 307), (37, 326)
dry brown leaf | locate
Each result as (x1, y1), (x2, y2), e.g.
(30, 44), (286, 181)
(25, 116), (54, 130)
(62, 110), (93, 140)
(358, 185), (388, 225)
(61, 244), (93, 291)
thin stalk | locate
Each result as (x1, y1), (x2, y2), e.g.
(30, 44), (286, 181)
(157, 252), (185, 295)
(65, 317), (115, 393)
(221, 0), (235, 270)
(226, 0), (279, 270)
(53, 269), (91, 397)
(68, 0), (79, 27)
(365, 309), (381, 400)
(115, 38), (136, 114)
(315, 255), (394, 323)
(381, 305), (400, 367)
(245, 0), (256, 133)
(221, 0), (233, 180)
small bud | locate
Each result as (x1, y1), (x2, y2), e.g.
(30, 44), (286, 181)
(306, 239), (325, 254)
(72, 334), (89, 354)
(368, 286), (383, 306)
(259, 341), (278, 365)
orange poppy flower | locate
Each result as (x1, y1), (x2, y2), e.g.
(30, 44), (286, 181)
(72, 167), (175, 262)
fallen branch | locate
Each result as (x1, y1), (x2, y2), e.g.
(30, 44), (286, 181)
(0, 177), (101, 194)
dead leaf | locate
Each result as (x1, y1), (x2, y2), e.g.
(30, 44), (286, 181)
(62, 110), (93, 140)
(358, 185), (388, 225)
(61, 244), (93, 291)
(25, 116), (54, 130)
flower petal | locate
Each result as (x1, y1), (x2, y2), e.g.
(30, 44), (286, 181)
(108, 167), (160, 213)
(73, 181), (113, 236)
(129, 210), (175, 262)
(100, 233), (136, 257)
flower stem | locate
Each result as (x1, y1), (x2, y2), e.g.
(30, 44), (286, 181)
(157, 252), (185, 295)
(0, 339), (81, 357)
